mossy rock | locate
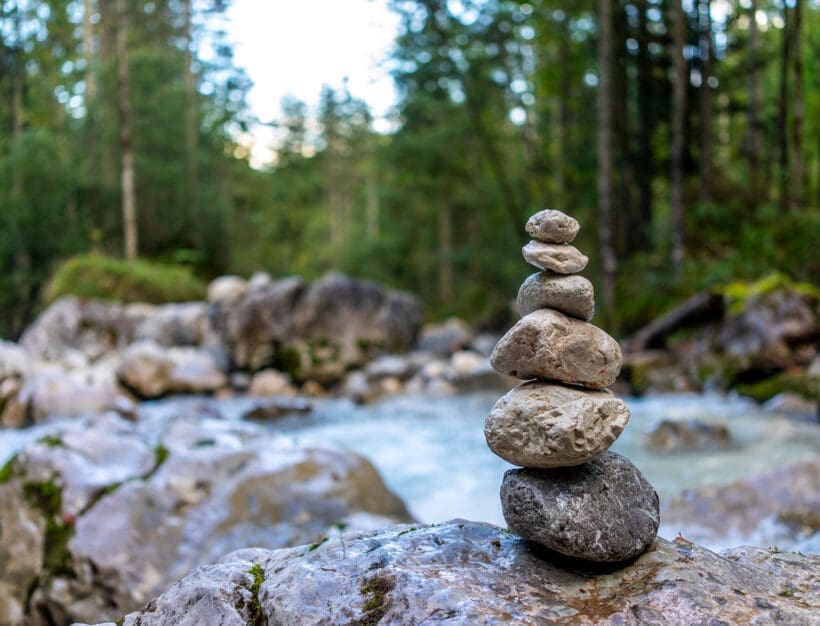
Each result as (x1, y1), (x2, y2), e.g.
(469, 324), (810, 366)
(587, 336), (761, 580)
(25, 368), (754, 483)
(44, 254), (206, 305)
(717, 272), (820, 315)
(735, 371), (820, 404)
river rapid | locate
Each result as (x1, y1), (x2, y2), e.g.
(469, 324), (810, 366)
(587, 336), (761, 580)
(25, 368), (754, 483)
(2, 391), (817, 552)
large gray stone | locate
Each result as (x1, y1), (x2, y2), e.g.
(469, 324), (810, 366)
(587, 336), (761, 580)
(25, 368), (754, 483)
(213, 273), (422, 382)
(522, 241), (588, 274)
(516, 272), (595, 321)
(525, 209), (580, 243)
(485, 382), (629, 468)
(109, 521), (819, 626)
(116, 340), (227, 398)
(490, 309), (622, 389)
(501, 453), (659, 562)
(662, 460), (819, 552)
(0, 413), (411, 625)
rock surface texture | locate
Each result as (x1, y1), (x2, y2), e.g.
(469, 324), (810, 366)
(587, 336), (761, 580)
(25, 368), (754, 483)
(490, 309), (622, 389)
(517, 272), (595, 320)
(526, 209), (580, 243)
(487, 210), (658, 564)
(501, 454), (660, 562)
(522, 241), (589, 274)
(485, 382), (629, 468)
(106, 521), (819, 626)
(0, 412), (410, 625)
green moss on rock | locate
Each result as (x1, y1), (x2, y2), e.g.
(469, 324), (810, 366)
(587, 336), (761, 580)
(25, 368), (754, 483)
(736, 372), (819, 404)
(44, 254), (206, 305)
(22, 480), (75, 578)
(354, 574), (395, 626)
(246, 563), (267, 626)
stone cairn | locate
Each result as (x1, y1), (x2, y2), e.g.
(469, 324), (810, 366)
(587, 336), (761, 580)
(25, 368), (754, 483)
(485, 209), (660, 563)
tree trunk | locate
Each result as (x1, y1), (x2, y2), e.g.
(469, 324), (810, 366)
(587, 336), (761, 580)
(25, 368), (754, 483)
(556, 15), (571, 211)
(748, 0), (763, 202)
(438, 196), (453, 305)
(183, 0), (198, 235)
(790, 0), (804, 208)
(699, 0), (713, 202)
(116, 0), (137, 261)
(634, 0), (653, 251)
(777, 5), (791, 213)
(366, 160), (379, 239)
(670, 0), (687, 278)
(83, 0), (98, 179)
(596, 0), (616, 328)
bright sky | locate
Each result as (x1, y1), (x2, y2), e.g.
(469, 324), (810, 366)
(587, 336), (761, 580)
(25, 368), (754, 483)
(226, 0), (401, 166)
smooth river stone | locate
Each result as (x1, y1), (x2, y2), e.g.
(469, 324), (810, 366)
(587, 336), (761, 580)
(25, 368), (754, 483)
(525, 209), (580, 243)
(517, 273), (595, 321)
(500, 452), (660, 563)
(484, 381), (629, 468)
(522, 241), (588, 274)
(490, 309), (622, 389)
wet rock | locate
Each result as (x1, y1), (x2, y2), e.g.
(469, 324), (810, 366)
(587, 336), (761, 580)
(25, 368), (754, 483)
(646, 419), (732, 451)
(241, 397), (312, 421)
(517, 272), (595, 321)
(490, 309), (622, 389)
(0, 341), (29, 382)
(133, 302), (215, 348)
(763, 392), (818, 419)
(522, 241), (588, 274)
(365, 354), (418, 381)
(501, 453), (659, 562)
(110, 520), (818, 626)
(416, 317), (473, 356)
(117, 340), (227, 398)
(2, 370), (125, 428)
(485, 382), (629, 468)
(206, 275), (247, 306)
(619, 349), (694, 395)
(247, 369), (296, 396)
(214, 273), (422, 382)
(19, 297), (148, 363)
(662, 460), (820, 551)
(525, 209), (580, 243)
(0, 413), (411, 625)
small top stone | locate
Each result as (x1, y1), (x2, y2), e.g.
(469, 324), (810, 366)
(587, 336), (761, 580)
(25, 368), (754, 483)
(525, 210), (580, 243)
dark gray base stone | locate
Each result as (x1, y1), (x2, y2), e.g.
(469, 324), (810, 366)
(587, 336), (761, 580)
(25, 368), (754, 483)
(501, 452), (659, 563)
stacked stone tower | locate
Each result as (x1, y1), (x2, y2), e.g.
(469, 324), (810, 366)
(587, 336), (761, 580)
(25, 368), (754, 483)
(486, 209), (659, 563)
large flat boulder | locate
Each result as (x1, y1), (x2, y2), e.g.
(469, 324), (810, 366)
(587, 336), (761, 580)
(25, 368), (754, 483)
(0, 413), (410, 625)
(213, 272), (423, 382)
(110, 520), (818, 625)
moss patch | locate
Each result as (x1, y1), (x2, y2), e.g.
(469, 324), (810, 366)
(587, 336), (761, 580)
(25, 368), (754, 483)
(143, 444), (170, 480)
(246, 563), (267, 626)
(36, 436), (63, 448)
(353, 574), (396, 626)
(0, 454), (18, 483)
(736, 372), (820, 404)
(719, 272), (820, 314)
(21, 480), (75, 578)
(44, 254), (206, 304)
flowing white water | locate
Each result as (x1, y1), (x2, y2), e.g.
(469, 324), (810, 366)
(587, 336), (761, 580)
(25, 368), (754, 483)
(2, 391), (817, 552)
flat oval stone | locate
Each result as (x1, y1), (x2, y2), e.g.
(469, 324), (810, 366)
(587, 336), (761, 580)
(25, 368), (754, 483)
(522, 241), (588, 274)
(500, 453), (660, 562)
(485, 381), (629, 468)
(490, 309), (622, 389)
(517, 273), (595, 321)
(526, 210), (580, 243)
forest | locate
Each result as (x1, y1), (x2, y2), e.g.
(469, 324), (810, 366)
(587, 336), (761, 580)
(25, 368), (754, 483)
(0, 0), (817, 339)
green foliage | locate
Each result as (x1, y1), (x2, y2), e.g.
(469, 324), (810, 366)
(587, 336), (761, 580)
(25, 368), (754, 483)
(44, 255), (206, 305)
(246, 564), (267, 626)
(735, 372), (820, 404)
